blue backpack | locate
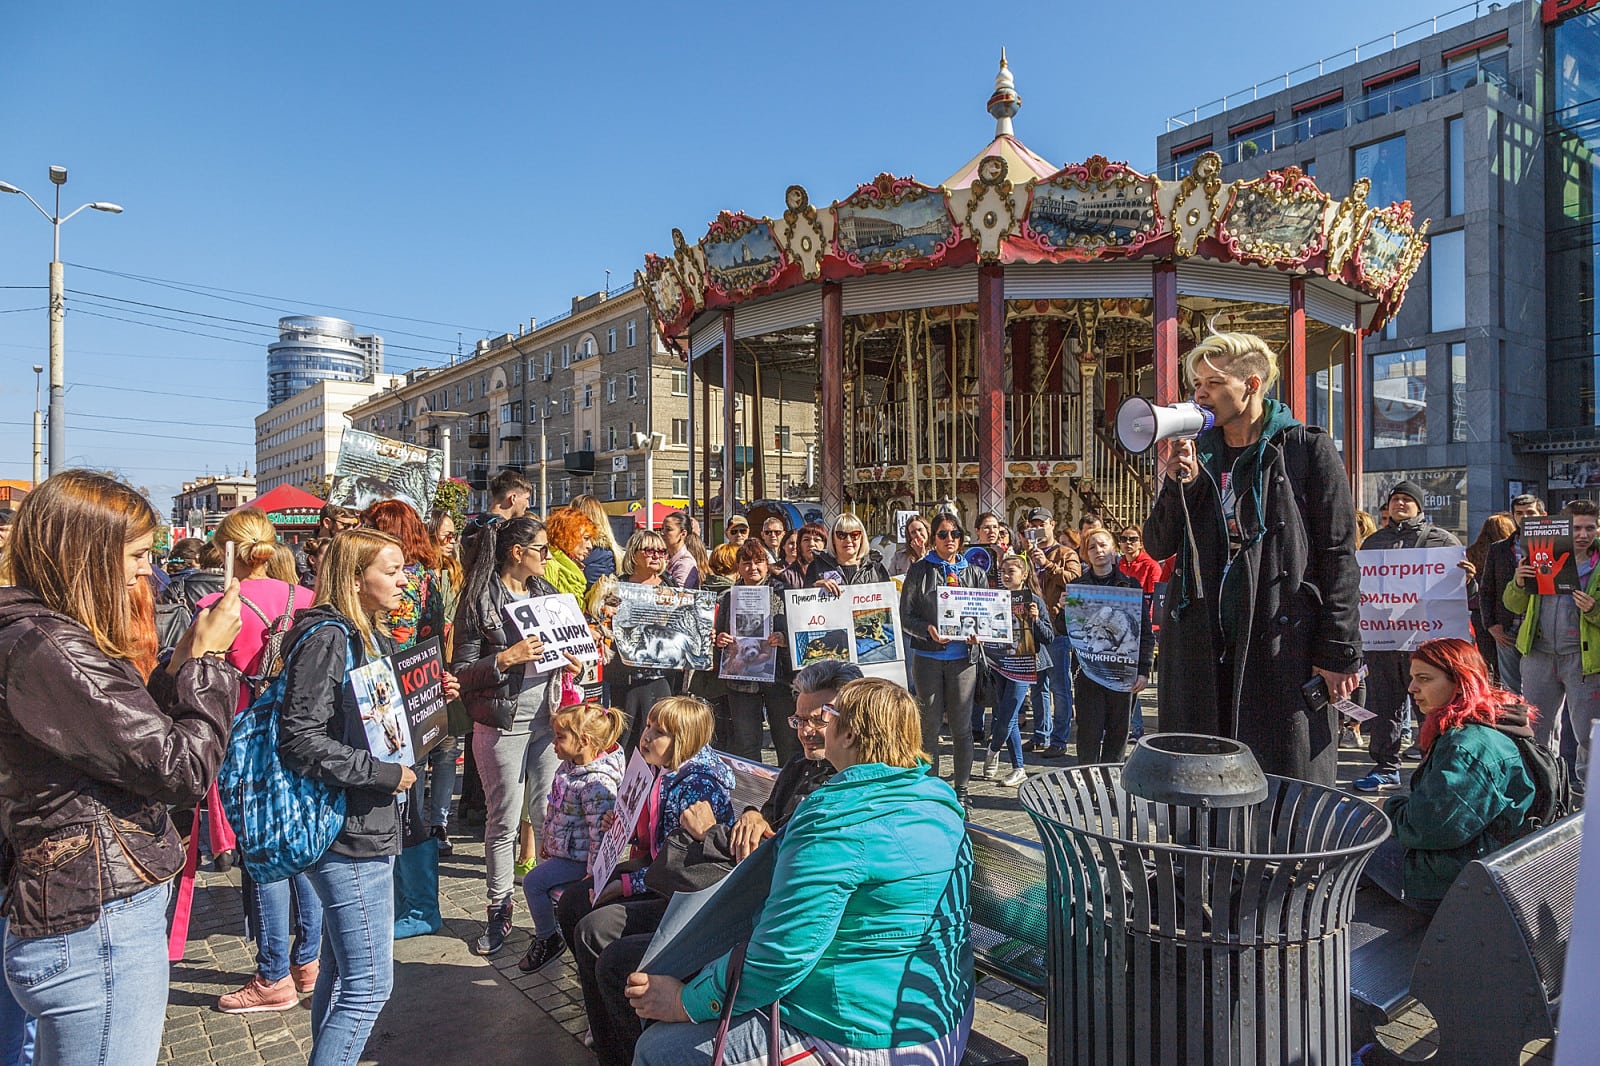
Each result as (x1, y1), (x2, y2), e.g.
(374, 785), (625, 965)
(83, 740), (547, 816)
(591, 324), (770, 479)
(217, 619), (354, 883)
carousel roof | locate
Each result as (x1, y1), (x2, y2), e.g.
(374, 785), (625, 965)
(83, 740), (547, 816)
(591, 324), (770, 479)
(639, 56), (1430, 350)
(249, 483), (325, 516)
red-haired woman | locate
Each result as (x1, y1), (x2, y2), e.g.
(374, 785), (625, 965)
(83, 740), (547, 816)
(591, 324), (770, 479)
(362, 501), (443, 651)
(1371, 638), (1537, 913)
(544, 507), (596, 599)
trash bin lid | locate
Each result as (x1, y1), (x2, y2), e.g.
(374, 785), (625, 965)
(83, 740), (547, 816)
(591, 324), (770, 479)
(1120, 734), (1268, 809)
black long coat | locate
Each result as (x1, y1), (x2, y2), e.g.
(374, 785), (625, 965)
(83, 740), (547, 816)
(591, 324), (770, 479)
(1143, 416), (1363, 785)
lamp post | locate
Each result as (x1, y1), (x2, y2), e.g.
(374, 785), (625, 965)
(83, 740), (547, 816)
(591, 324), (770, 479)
(632, 431), (665, 530)
(0, 166), (123, 477)
(31, 365), (43, 488)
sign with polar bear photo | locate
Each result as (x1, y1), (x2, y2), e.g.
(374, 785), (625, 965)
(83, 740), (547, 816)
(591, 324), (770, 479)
(1061, 584), (1144, 692)
(784, 582), (905, 687)
(1357, 547), (1470, 652)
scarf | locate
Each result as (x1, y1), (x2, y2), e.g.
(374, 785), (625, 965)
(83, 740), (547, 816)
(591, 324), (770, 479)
(928, 553), (968, 587)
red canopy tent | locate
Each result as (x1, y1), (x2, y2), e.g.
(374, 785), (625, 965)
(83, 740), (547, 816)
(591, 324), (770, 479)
(248, 484), (326, 538)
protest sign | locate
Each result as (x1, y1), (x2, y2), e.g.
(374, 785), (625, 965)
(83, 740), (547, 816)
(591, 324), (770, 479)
(783, 581), (906, 686)
(1357, 547), (1470, 652)
(588, 751), (656, 893)
(935, 585), (1011, 642)
(1061, 584), (1144, 692)
(350, 637), (450, 764)
(1520, 517), (1580, 594)
(721, 585), (778, 683)
(894, 510), (920, 543)
(503, 592), (600, 674)
(613, 583), (717, 671)
(326, 429), (445, 516)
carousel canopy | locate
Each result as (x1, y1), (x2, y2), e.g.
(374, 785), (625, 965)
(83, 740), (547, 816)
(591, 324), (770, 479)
(248, 483), (326, 526)
(639, 53), (1428, 354)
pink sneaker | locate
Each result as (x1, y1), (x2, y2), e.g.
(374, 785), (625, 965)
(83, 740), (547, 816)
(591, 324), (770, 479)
(217, 974), (298, 1014)
(290, 959), (319, 994)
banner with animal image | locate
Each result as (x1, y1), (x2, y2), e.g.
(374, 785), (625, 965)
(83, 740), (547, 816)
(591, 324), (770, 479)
(720, 584), (778, 683)
(783, 581), (906, 687)
(1060, 584), (1144, 693)
(326, 429), (445, 517)
(613, 583), (718, 672)
(935, 585), (1012, 642)
(588, 751), (656, 894)
(349, 637), (451, 764)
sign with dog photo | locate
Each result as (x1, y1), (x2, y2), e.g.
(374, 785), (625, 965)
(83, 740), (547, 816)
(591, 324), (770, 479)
(613, 583), (718, 672)
(784, 581), (906, 687)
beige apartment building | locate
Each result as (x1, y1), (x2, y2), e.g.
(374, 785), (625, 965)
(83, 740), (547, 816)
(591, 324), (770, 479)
(171, 473), (256, 529)
(344, 284), (814, 528)
(255, 374), (405, 495)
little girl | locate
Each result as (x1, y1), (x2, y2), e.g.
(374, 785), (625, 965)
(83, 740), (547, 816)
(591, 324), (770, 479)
(1068, 528), (1155, 765)
(584, 575), (621, 705)
(983, 555), (1054, 788)
(518, 702), (627, 973)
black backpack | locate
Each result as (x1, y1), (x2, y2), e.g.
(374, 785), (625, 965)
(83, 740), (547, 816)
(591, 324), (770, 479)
(1502, 731), (1575, 835)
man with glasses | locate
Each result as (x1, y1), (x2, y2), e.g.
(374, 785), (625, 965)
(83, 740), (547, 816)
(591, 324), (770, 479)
(1021, 508), (1082, 757)
(295, 504), (360, 585)
(759, 516), (787, 564)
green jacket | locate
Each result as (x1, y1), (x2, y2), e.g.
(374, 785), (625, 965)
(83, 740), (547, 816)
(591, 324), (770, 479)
(1503, 554), (1600, 673)
(1383, 723), (1533, 900)
(545, 549), (589, 600)
(681, 761), (973, 1048)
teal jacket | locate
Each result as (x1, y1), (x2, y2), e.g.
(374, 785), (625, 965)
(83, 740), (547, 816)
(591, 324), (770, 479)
(1383, 723), (1533, 900)
(681, 761), (973, 1048)
(1503, 555), (1600, 675)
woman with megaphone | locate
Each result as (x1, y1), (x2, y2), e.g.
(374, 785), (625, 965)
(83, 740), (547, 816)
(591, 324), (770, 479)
(1142, 331), (1363, 786)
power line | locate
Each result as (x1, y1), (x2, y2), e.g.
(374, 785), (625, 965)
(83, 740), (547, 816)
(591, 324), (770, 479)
(67, 307), (267, 347)
(67, 290), (281, 332)
(72, 382), (263, 406)
(78, 411), (255, 431)
(0, 307), (45, 314)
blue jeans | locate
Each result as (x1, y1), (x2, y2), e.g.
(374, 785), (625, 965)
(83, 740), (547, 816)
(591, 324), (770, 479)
(0, 913), (35, 1066)
(1045, 636), (1075, 747)
(303, 852), (395, 1066)
(522, 857), (586, 938)
(1497, 642), (1523, 695)
(425, 736), (457, 829)
(989, 677), (1028, 769)
(246, 871), (323, 983)
(4, 882), (170, 1066)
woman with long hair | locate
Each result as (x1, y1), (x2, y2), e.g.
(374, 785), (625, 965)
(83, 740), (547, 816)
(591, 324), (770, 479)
(890, 514), (930, 577)
(197, 508), (324, 1015)
(277, 529), (418, 1064)
(450, 518), (569, 955)
(1466, 512), (1517, 683)
(426, 508), (464, 853)
(0, 471), (243, 1065)
(775, 529), (803, 589)
(545, 506), (597, 599)
(362, 501), (443, 652)
(571, 494), (620, 583)
(1370, 638), (1536, 913)
(613, 529), (683, 750)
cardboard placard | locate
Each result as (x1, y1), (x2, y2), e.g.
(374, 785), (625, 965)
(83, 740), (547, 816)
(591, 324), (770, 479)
(588, 751), (655, 893)
(1520, 517), (1580, 594)
(349, 638), (450, 764)
(1061, 584), (1144, 693)
(327, 429), (445, 517)
(503, 592), (600, 674)
(721, 585), (778, 683)
(1357, 547), (1472, 652)
(934, 585), (1011, 642)
(613, 583), (718, 672)
(783, 581), (906, 686)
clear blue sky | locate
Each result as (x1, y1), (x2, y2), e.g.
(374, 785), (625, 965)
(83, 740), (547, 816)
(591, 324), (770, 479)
(0, 0), (1453, 508)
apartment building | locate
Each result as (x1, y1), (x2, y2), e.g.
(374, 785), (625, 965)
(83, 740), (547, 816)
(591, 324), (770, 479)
(254, 374), (404, 495)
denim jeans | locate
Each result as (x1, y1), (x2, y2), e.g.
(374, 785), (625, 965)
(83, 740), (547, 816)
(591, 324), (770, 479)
(303, 852), (395, 1066)
(1046, 636), (1075, 747)
(989, 677), (1028, 769)
(0, 911), (37, 1066)
(424, 735), (458, 830)
(4, 881), (170, 1066)
(1497, 642), (1523, 695)
(521, 857), (586, 938)
(245, 871), (323, 983)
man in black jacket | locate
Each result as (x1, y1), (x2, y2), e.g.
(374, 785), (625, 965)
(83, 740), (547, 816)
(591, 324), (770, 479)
(1482, 494), (1546, 694)
(1354, 481), (1463, 790)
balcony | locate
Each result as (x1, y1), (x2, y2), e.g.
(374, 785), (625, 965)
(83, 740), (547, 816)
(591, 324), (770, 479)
(467, 430), (490, 449)
(466, 466), (489, 490)
(564, 450), (596, 476)
(499, 421), (525, 441)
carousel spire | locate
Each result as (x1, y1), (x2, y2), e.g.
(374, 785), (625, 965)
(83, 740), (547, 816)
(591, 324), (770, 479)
(987, 47), (1021, 138)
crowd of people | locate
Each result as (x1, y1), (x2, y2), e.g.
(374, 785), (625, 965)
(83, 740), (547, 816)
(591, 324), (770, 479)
(0, 331), (1583, 1064)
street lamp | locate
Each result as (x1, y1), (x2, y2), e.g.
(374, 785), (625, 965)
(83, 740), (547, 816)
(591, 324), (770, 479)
(633, 431), (665, 530)
(0, 166), (124, 477)
(30, 365), (43, 488)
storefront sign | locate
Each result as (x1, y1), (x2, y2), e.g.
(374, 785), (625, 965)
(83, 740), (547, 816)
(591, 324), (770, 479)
(1363, 468), (1468, 539)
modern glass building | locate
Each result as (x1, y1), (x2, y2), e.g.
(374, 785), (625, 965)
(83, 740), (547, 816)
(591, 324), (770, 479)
(266, 315), (385, 407)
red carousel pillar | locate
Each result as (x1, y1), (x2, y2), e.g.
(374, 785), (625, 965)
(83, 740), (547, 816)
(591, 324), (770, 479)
(1287, 276), (1308, 419)
(722, 311), (737, 523)
(1153, 262), (1180, 406)
(1345, 327), (1366, 508)
(819, 282), (845, 520)
(977, 264), (1006, 517)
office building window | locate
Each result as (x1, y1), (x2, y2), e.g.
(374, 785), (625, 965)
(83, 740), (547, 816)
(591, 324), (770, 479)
(774, 424), (791, 452)
(1362, 66), (1421, 120)
(627, 319), (637, 347)
(582, 429), (592, 451)
(607, 426), (617, 450)
(1372, 349), (1428, 447)
(561, 390), (571, 414)
(671, 418), (689, 445)
(627, 373), (639, 398)
(1292, 95), (1346, 143)
(607, 328), (617, 353)
(672, 469), (690, 496)
(1447, 116), (1465, 216)
(1301, 159), (1317, 179)
(513, 360), (522, 385)
(454, 385), (462, 406)
(1353, 134), (1405, 207)
(528, 357), (537, 382)
(1430, 229), (1466, 332)
(606, 378), (616, 403)
(467, 380), (474, 402)
(561, 344), (570, 369)
(671, 369), (689, 396)
(1450, 342), (1468, 443)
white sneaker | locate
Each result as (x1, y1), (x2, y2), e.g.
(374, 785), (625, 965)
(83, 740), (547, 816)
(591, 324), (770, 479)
(1001, 766), (1028, 787)
(981, 752), (1000, 780)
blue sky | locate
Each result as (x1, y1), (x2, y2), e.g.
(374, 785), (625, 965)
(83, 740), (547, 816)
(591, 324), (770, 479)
(0, 0), (1454, 508)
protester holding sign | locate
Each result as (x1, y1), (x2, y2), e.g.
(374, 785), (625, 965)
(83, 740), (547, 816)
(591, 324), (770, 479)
(1483, 494), (1546, 693)
(714, 541), (795, 765)
(1505, 499), (1600, 785)
(1354, 482), (1464, 792)
(982, 556), (1054, 786)
(1066, 529), (1153, 765)
(613, 529), (684, 751)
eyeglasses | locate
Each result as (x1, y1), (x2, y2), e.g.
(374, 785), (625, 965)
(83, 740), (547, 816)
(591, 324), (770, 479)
(438, 532), (457, 543)
(935, 529), (962, 540)
(762, 527), (785, 536)
(640, 547), (668, 557)
(787, 714), (828, 730)
(835, 531), (863, 539)
(1118, 534), (1141, 542)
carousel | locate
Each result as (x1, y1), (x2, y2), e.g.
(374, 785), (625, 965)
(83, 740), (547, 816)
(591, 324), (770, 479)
(638, 54), (1428, 534)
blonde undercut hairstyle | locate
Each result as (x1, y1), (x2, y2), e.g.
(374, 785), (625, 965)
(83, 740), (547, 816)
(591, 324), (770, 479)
(647, 695), (715, 771)
(1184, 331), (1281, 394)
(831, 677), (928, 768)
(314, 528), (403, 656)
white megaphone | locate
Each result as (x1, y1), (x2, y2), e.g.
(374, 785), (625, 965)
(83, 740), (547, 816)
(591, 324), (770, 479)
(1114, 397), (1216, 454)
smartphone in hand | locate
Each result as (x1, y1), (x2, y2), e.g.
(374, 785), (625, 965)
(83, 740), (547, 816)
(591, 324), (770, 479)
(223, 541), (236, 586)
(1300, 675), (1330, 715)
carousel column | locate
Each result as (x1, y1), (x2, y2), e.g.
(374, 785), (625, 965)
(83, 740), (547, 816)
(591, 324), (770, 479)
(722, 311), (737, 523)
(1345, 327), (1366, 508)
(702, 351), (714, 527)
(1286, 277), (1308, 419)
(977, 264), (1006, 517)
(819, 282), (845, 520)
(1152, 262), (1180, 406)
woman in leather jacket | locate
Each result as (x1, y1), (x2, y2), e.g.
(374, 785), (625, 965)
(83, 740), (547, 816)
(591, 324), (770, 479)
(898, 512), (986, 810)
(805, 513), (891, 594)
(0, 471), (243, 1066)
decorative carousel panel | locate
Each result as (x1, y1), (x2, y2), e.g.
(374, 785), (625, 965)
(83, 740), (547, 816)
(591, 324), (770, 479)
(832, 173), (959, 270)
(1355, 202), (1428, 295)
(1325, 178), (1372, 281)
(1157, 151), (1225, 258)
(641, 256), (692, 340)
(670, 228), (709, 314)
(1020, 156), (1163, 260)
(950, 155), (1025, 263)
(701, 211), (788, 301)
(1219, 167), (1331, 267)
(773, 185), (834, 281)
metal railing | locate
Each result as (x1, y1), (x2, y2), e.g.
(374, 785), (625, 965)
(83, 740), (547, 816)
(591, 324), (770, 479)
(1165, 0), (1507, 131)
(1162, 54), (1513, 179)
(1086, 427), (1156, 529)
(851, 392), (1086, 469)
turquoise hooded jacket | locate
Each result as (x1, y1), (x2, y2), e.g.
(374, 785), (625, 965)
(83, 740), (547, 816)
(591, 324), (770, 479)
(680, 761), (974, 1048)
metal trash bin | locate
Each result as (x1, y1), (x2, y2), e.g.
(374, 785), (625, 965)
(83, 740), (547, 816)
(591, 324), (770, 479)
(1018, 734), (1390, 1066)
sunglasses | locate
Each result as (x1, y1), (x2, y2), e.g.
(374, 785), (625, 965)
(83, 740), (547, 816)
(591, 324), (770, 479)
(935, 529), (962, 540)
(527, 543), (552, 558)
(1118, 534), (1141, 542)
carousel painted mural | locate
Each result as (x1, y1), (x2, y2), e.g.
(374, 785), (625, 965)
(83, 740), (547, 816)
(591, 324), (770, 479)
(639, 53), (1429, 535)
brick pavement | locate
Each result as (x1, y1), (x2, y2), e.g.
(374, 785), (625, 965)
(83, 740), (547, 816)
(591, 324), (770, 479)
(160, 690), (1552, 1064)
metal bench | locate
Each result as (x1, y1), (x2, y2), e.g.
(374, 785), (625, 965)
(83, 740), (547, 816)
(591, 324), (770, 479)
(715, 752), (1043, 1066)
(1350, 812), (1584, 1064)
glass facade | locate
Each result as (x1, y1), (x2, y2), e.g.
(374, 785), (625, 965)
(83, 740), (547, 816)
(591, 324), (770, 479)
(266, 316), (369, 407)
(1354, 134), (1406, 207)
(1431, 229), (1466, 332)
(1372, 349), (1428, 447)
(1549, 10), (1600, 427)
